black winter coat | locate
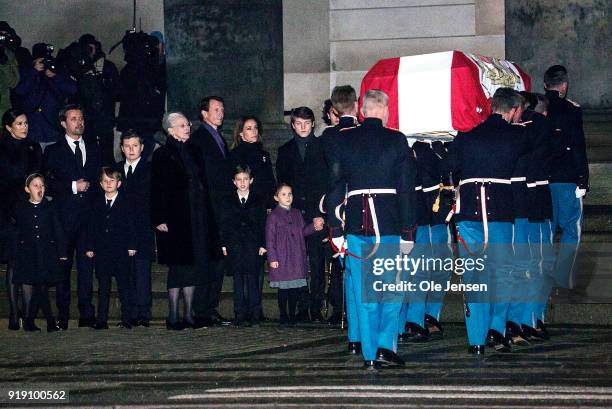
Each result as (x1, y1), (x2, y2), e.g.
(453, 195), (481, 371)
(116, 160), (154, 258)
(219, 192), (266, 275)
(151, 136), (209, 267)
(12, 199), (66, 285)
(276, 134), (328, 221)
(0, 136), (42, 262)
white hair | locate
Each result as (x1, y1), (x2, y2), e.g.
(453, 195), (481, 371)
(362, 89), (389, 115)
(163, 112), (187, 131)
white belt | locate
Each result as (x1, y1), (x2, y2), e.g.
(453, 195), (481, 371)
(455, 178), (512, 253)
(459, 178), (511, 186)
(510, 177), (526, 182)
(339, 188), (398, 259)
(422, 184), (441, 193)
(526, 180), (549, 188)
(415, 186), (422, 191)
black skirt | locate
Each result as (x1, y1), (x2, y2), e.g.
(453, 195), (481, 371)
(167, 264), (204, 289)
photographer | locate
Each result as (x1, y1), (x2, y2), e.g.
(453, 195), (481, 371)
(0, 22), (19, 114)
(69, 34), (120, 165)
(13, 43), (77, 151)
(117, 31), (166, 162)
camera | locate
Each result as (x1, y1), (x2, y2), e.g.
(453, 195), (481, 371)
(42, 44), (57, 72)
(0, 30), (17, 49)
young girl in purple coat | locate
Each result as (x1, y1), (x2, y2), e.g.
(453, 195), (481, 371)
(266, 183), (324, 326)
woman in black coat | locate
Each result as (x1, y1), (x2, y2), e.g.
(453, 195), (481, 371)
(0, 109), (42, 330)
(229, 116), (276, 209)
(151, 112), (209, 330)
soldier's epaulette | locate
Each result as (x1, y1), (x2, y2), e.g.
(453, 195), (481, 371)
(566, 98), (580, 107)
(340, 126), (357, 132)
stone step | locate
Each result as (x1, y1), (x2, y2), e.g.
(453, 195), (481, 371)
(584, 163), (612, 206)
(583, 205), (612, 233)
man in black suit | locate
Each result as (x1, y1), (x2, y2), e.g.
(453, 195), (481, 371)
(190, 96), (233, 326)
(276, 106), (328, 322)
(116, 130), (153, 327)
(86, 167), (137, 329)
(42, 104), (101, 329)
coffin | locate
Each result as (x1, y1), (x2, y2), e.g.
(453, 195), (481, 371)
(359, 50), (531, 137)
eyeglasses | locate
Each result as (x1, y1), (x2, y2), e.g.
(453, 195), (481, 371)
(172, 122), (192, 129)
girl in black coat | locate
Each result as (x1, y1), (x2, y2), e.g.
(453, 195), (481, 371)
(12, 174), (67, 332)
(0, 109), (42, 330)
(229, 116), (276, 209)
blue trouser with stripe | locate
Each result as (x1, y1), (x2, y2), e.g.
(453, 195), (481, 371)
(425, 224), (452, 321)
(527, 219), (555, 327)
(456, 221), (513, 346)
(344, 255), (360, 343)
(346, 234), (403, 361)
(508, 218), (530, 326)
(402, 226), (432, 331)
(549, 183), (583, 288)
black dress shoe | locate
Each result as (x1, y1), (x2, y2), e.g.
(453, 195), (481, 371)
(93, 322), (109, 330)
(536, 319), (550, 340)
(327, 311), (342, 326)
(192, 317), (213, 329)
(8, 317), (20, 331)
(468, 345), (486, 355)
(210, 314), (231, 326)
(78, 317), (96, 328)
(375, 348), (405, 367)
(117, 321), (132, 329)
(165, 320), (185, 331)
(47, 319), (60, 333)
(137, 320), (150, 328)
(310, 310), (325, 322)
(521, 324), (545, 342)
(405, 323), (430, 342)
(363, 360), (380, 370)
(129, 319), (139, 327)
(506, 321), (530, 346)
(348, 341), (362, 355)
(425, 314), (444, 338)
(23, 320), (41, 332)
(295, 310), (310, 322)
(57, 319), (68, 331)
(486, 329), (511, 352)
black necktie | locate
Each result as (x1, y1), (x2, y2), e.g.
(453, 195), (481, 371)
(74, 140), (83, 168)
(106, 199), (112, 209)
(241, 197), (246, 205)
(127, 165), (133, 178)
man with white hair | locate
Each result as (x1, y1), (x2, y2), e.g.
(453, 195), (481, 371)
(325, 89), (418, 370)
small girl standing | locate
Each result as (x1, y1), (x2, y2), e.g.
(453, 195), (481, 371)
(12, 174), (67, 332)
(266, 183), (323, 326)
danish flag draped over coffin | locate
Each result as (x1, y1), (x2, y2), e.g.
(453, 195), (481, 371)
(359, 50), (532, 135)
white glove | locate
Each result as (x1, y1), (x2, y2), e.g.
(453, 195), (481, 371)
(400, 239), (414, 256)
(331, 236), (346, 258)
(575, 187), (586, 198)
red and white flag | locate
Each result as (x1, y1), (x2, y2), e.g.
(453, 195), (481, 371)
(359, 50), (531, 135)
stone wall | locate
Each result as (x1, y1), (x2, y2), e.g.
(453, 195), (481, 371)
(505, 0), (611, 109)
(329, 0), (506, 99)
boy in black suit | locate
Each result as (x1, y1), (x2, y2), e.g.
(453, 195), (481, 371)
(219, 166), (267, 326)
(42, 104), (101, 329)
(86, 167), (137, 329)
(117, 130), (153, 327)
